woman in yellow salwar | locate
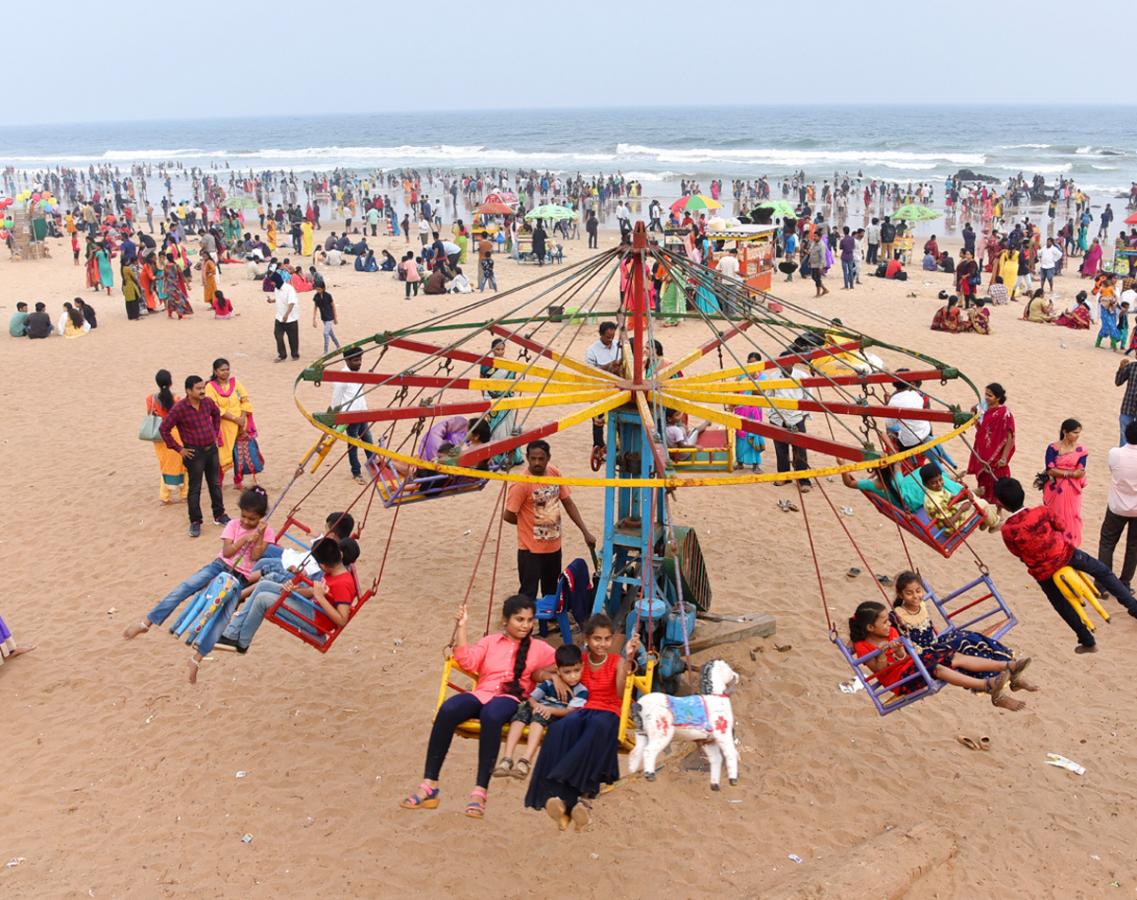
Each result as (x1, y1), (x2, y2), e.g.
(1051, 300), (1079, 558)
(266, 218), (278, 251)
(147, 370), (187, 503)
(300, 220), (315, 257)
(205, 357), (254, 489)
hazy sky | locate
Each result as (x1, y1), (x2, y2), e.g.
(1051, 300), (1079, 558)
(6, 0), (1127, 125)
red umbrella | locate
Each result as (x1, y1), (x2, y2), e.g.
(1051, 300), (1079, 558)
(1124, 211), (1137, 226)
(475, 200), (514, 216)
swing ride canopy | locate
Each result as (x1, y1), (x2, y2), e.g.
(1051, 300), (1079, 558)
(290, 224), (983, 492)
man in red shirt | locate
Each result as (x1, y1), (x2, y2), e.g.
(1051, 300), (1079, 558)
(995, 477), (1137, 653)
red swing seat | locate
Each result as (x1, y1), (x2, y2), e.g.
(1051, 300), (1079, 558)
(263, 566), (374, 653)
(862, 490), (982, 558)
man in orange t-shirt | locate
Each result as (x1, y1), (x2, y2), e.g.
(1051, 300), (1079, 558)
(504, 440), (597, 600)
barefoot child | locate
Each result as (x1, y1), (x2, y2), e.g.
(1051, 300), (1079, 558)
(123, 487), (275, 643)
(849, 601), (1030, 711)
(919, 463), (1000, 533)
(493, 643), (587, 780)
(401, 595), (559, 819)
(525, 614), (640, 832)
(891, 570), (1037, 710)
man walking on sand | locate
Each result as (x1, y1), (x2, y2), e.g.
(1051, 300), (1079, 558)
(272, 271), (300, 361)
(809, 238), (829, 297)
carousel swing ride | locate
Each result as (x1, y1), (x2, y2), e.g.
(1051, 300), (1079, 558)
(270, 220), (1021, 723)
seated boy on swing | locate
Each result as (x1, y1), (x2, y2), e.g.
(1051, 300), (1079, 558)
(244, 511), (355, 596)
(919, 463), (1000, 533)
(492, 643), (588, 780)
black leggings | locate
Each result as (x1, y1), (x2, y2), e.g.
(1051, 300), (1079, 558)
(424, 693), (517, 788)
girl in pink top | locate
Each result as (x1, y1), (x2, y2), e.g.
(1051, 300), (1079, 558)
(401, 251), (421, 298)
(401, 594), (557, 819)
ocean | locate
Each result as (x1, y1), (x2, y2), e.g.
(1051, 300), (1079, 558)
(2, 105), (1136, 196)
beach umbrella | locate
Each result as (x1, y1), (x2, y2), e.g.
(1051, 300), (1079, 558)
(892, 204), (941, 222)
(671, 194), (721, 213)
(223, 195), (258, 210)
(751, 200), (797, 218)
(1124, 211), (1137, 226)
(475, 200), (514, 216)
(524, 204), (575, 221)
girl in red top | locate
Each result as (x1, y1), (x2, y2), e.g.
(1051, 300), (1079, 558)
(849, 602), (1030, 711)
(524, 614), (640, 831)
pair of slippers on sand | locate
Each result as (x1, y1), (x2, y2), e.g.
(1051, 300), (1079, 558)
(956, 735), (992, 751)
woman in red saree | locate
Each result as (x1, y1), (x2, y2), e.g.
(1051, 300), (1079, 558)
(139, 257), (160, 311)
(1055, 293), (1092, 329)
(967, 383), (1015, 501)
(930, 295), (968, 332)
(1041, 418), (1087, 546)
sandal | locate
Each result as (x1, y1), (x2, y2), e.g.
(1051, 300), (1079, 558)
(491, 758), (514, 778)
(400, 782), (441, 810)
(511, 758), (531, 780)
(464, 787), (487, 819)
(955, 734), (991, 751)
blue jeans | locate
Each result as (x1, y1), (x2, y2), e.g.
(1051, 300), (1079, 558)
(322, 321), (340, 353)
(147, 559), (229, 626)
(841, 259), (855, 288)
(346, 422), (375, 476)
(223, 583), (320, 648)
(1120, 413), (1133, 447)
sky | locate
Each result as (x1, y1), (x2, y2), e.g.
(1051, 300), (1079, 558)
(5, 0), (1131, 126)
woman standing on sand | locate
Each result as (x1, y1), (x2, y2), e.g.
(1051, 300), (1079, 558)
(163, 253), (192, 318)
(201, 250), (218, 307)
(146, 369), (188, 503)
(206, 358), (255, 489)
(967, 383), (1015, 502)
(1040, 419), (1087, 547)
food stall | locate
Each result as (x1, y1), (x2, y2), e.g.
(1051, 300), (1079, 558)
(705, 223), (777, 292)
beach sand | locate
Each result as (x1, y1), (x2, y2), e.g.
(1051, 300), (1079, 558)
(2, 221), (1135, 898)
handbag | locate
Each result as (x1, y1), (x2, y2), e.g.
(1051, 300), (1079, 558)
(139, 396), (162, 441)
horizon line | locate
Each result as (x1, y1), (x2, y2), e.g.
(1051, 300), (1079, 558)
(5, 101), (1137, 129)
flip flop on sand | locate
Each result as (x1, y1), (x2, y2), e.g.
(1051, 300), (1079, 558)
(846, 567), (862, 579)
(956, 735), (992, 752)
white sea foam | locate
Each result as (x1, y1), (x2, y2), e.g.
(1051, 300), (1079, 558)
(998, 143), (1051, 150)
(614, 143), (986, 167)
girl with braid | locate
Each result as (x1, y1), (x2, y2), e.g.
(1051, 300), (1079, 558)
(401, 595), (559, 819)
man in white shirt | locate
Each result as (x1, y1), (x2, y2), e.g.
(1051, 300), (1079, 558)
(418, 217), (432, 247)
(768, 361), (812, 490)
(331, 346), (374, 483)
(1038, 237), (1062, 293)
(615, 202), (631, 233)
(272, 272), (300, 361)
(585, 321), (622, 373)
(1098, 419), (1137, 591)
(885, 378), (932, 449)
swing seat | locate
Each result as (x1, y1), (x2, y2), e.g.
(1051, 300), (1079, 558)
(436, 654), (655, 752)
(1052, 566), (1110, 631)
(366, 457), (487, 508)
(925, 572), (1017, 641)
(275, 515), (315, 552)
(863, 491), (981, 558)
(835, 633), (945, 716)
(263, 568), (374, 653)
(667, 428), (735, 471)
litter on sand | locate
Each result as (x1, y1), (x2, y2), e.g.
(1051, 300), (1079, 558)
(241, 833), (254, 844)
(839, 679), (865, 695)
(788, 854), (803, 864)
(1045, 753), (1086, 775)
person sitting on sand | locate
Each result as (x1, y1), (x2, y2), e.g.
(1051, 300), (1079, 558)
(994, 476), (1137, 654)
(966, 296), (992, 335)
(1022, 288), (1056, 323)
(919, 462), (999, 533)
(213, 536), (355, 656)
(122, 487), (275, 659)
(930, 295), (967, 333)
(849, 600), (1031, 710)
(493, 643), (588, 781)
(1055, 292), (1092, 329)
(890, 571), (1037, 707)
(401, 595), (561, 818)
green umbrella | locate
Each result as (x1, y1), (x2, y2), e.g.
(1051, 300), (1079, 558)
(892, 204), (941, 222)
(223, 195), (259, 210)
(524, 204), (575, 221)
(751, 200), (797, 218)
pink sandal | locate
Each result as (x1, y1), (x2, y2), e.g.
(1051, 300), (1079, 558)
(464, 787), (487, 819)
(399, 782), (440, 810)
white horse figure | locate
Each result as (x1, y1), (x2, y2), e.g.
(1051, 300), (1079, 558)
(627, 658), (740, 790)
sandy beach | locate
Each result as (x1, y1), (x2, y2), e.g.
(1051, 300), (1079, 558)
(4, 214), (1137, 900)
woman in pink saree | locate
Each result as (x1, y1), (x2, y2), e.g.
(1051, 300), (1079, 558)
(967, 383), (1015, 502)
(1040, 418), (1087, 546)
(1080, 239), (1103, 277)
